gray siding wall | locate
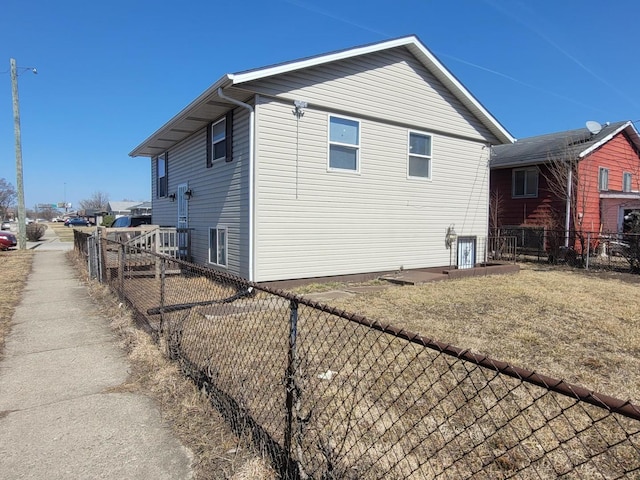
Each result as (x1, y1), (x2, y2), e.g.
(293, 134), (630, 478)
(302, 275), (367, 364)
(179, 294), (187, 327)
(150, 107), (251, 278)
(243, 47), (499, 144)
(253, 98), (491, 282)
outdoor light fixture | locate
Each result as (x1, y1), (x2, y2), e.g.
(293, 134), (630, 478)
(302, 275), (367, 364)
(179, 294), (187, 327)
(184, 189), (193, 199)
(445, 224), (457, 249)
(168, 193), (176, 202)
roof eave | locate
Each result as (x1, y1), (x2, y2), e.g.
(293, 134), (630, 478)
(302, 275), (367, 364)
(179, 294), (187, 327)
(129, 75), (234, 157)
(131, 35), (515, 157)
(578, 121), (636, 158)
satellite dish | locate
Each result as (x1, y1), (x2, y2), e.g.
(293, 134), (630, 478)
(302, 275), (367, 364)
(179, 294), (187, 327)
(586, 120), (602, 135)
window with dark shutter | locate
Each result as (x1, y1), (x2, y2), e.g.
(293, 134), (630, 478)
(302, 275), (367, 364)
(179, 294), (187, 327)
(206, 122), (212, 168)
(225, 110), (233, 162)
(156, 153), (168, 197)
(207, 111), (234, 167)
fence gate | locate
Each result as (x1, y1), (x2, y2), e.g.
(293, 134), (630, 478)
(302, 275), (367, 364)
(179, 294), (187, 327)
(457, 236), (476, 269)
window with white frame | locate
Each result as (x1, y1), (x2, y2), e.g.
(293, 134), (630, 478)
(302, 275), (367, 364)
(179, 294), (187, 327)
(623, 172), (632, 192)
(209, 227), (227, 267)
(512, 167), (538, 197)
(598, 167), (609, 191)
(156, 153), (168, 198)
(211, 118), (226, 161)
(408, 131), (432, 179)
(328, 115), (360, 171)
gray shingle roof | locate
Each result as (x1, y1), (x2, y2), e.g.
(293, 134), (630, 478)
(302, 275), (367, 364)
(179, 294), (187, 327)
(491, 121), (636, 168)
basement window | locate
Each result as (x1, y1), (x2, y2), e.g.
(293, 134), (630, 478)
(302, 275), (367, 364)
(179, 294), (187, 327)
(209, 226), (227, 267)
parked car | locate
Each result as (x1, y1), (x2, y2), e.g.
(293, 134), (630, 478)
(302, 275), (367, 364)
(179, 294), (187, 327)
(66, 217), (91, 227)
(0, 231), (17, 250)
(110, 216), (152, 228)
(1, 220), (11, 230)
(106, 216), (154, 246)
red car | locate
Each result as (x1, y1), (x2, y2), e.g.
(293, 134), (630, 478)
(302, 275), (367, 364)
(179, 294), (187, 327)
(0, 231), (17, 250)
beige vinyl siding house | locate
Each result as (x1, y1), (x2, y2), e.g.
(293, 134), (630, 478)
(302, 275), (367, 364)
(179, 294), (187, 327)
(130, 35), (513, 282)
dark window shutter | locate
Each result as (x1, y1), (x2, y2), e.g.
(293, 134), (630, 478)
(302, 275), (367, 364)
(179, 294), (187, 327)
(206, 123), (212, 168)
(163, 152), (169, 197)
(225, 110), (233, 162)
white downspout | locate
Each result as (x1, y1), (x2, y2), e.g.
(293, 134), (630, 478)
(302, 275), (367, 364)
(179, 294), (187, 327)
(218, 87), (255, 282)
(564, 167), (572, 248)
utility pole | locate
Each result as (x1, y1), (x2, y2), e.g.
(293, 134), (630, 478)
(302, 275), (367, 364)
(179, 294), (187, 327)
(10, 58), (26, 250)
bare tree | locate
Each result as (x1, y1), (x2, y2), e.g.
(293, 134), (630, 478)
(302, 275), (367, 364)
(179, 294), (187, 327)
(79, 191), (110, 211)
(541, 139), (593, 263)
(0, 178), (17, 220)
(489, 189), (503, 235)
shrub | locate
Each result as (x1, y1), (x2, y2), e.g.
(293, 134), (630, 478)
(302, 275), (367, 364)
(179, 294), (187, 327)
(101, 215), (115, 227)
(26, 223), (46, 241)
(623, 212), (640, 273)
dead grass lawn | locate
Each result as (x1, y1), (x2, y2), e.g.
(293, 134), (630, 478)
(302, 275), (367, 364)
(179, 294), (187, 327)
(294, 264), (640, 404)
(0, 250), (34, 359)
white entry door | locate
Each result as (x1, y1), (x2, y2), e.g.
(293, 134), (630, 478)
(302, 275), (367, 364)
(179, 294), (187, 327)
(177, 183), (189, 258)
(457, 237), (476, 269)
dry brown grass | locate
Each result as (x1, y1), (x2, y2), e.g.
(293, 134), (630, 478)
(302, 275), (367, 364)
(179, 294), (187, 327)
(69, 251), (276, 480)
(0, 250), (34, 359)
(93, 250), (639, 478)
(47, 221), (91, 242)
(294, 263), (640, 404)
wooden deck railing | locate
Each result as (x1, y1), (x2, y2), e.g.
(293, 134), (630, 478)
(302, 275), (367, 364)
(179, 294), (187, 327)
(99, 226), (191, 261)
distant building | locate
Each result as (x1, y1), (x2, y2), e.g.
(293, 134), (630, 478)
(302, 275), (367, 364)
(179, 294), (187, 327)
(107, 201), (151, 218)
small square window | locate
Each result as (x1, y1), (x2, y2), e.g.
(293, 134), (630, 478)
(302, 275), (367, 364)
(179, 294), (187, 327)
(408, 131), (432, 179)
(209, 227), (227, 267)
(512, 167), (538, 197)
(328, 116), (359, 172)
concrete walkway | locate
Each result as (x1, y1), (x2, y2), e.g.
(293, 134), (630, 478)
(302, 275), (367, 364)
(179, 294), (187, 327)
(0, 230), (193, 479)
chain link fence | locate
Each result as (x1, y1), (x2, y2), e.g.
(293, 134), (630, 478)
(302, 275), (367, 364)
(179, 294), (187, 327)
(495, 227), (640, 273)
(75, 231), (640, 479)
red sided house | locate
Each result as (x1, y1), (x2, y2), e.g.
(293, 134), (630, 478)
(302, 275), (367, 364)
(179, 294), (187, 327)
(490, 121), (640, 251)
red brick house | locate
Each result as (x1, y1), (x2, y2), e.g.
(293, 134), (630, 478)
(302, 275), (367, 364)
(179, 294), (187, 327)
(490, 121), (640, 249)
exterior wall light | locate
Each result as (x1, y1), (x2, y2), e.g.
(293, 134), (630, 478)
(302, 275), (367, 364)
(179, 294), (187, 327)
(168, 193), (176, 202)
(184, 189), (193, 199)
(445, 224), (457, 249)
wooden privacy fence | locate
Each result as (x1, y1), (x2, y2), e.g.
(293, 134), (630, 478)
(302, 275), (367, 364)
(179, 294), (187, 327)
(76, 232), (640, 479)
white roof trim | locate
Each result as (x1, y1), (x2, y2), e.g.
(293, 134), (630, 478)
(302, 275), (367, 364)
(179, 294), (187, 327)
(230, 35), (513, 144)
(599, 191), (640, 200)
(130, 35), (514, 157)
(230, 37), (418, 83)
(579, 121), (634, 158)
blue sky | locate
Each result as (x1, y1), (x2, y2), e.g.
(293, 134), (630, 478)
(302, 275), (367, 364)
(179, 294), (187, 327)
(1, 0), (638, 212)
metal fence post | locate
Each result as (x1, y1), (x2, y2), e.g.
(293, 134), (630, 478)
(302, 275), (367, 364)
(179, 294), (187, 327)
(159, 255), (166, 333)
(118, 243), (125, 298)
(284, 298), (299, 475)
(586, 232), (590, 270)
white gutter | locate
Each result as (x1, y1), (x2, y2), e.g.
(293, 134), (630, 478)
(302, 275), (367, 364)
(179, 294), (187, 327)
(217, 87), (255, 282)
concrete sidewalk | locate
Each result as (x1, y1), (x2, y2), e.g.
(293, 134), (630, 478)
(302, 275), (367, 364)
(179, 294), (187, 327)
(0, 235), (194, 478)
